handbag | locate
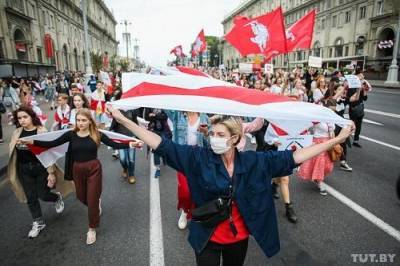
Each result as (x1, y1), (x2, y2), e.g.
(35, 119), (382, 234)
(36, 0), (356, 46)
(192, 176), (238, 234)
(329, 144), (343, 162)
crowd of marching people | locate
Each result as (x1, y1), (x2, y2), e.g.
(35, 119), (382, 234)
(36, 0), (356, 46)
(0, 64), (364, 265)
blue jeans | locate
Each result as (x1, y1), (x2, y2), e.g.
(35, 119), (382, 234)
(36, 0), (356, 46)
(118, 148), (136, 176)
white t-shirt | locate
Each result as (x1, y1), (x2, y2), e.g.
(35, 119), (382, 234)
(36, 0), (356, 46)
(187, 118), (200, 145)
(313, 122), (335, 138)
(270, 85), (282, 95)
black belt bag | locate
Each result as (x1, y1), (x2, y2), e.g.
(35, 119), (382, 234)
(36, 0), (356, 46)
(192, 176), (238, 236)
(192, 196), (231, 228)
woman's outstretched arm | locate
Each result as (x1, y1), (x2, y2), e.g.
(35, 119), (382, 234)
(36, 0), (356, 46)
(293, 123), (355, 164)
(108, 106), (162, 150)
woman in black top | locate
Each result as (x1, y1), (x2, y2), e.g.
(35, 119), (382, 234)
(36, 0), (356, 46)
(19, 108), (141, 245)
(10, 106), (65, 239)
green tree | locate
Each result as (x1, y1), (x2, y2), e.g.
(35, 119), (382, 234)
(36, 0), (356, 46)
(205, 36), (220, 67)
(119, 58), (130, 72)
(90, 52), (103, 73)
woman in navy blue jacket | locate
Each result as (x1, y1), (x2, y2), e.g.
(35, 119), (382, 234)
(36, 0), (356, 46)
(109, 106), (354, 266)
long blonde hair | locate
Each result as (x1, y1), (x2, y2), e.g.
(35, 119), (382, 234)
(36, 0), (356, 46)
(74, 108), (101, 146)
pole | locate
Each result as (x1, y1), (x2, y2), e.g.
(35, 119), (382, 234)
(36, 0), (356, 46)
(286, 53), (290, 71)
(82, 0), (92, 74)
(124, 20), (129, 59)
(385, 12), (400, 85)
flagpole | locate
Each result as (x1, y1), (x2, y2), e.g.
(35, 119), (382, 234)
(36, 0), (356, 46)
(286, 53), (290, 71)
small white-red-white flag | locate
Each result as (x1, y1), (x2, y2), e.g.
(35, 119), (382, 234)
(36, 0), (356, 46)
(22, 129), (142, 168)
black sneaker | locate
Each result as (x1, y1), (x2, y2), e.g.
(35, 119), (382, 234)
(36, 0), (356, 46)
(340, 162), (353, 172)
(285, 203), (298, 224)
(271, 183), (279, 199)
(353, 142), (362, 148)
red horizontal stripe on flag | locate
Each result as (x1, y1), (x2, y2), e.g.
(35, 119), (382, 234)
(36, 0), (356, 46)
(27, 144), (49, 155)
(110, 138), (131, 144)
(121, 83), (292, 105)
(175, 66), (208, 77)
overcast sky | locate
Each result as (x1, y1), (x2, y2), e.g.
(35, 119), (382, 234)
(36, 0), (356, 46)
(104, 0), (243, 66)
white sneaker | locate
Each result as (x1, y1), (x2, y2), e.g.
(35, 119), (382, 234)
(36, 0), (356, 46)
(86, 229), (96, 245)
(178, 210), (188, 230)
(55, 192), (64, 214)
(28, 221), (46, 238)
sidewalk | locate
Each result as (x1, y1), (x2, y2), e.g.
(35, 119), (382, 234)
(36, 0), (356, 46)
(369, 79), (400, 89)
(0, 98), (54, 177)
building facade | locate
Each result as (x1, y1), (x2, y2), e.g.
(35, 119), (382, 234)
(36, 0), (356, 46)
(0, 0), (117, 77)
(222, 0), (399, 79)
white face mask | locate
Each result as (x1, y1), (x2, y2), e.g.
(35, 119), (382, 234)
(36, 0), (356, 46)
(210, 136), (232, 154)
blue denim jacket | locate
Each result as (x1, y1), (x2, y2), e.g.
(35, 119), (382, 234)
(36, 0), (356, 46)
(154, 137), (296, 257)
(164, 110), (208, 146)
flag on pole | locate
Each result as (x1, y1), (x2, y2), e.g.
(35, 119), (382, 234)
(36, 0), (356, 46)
(285, 10), (316, 53)
(114, 72), (351, 135)
(21, 129), (142, 168)
(170, 45), (186, 58)
(191, 29), (206, 57)
(224, 7), (287, 62)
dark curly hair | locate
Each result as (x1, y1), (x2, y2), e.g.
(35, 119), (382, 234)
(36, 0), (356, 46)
(13, 106), (42, 128)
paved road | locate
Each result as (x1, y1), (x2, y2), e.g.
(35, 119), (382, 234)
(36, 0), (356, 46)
(0, 87), (399, 265)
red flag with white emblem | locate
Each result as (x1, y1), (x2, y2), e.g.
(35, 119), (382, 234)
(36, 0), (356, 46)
(170, 45), (186, 58)
(224, 7), (287, 62)
(191, 29), (206, 57)
(285, 10), (316, 53)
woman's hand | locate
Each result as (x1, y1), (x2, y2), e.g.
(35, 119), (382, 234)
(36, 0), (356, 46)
(47, 174), (56, 188)
(129, 139), (144, 149)
(107, 105), (126, 123)
(198, 124), (208, 136)
(336, 123), (355, 143)
(16, 139), (33, 145)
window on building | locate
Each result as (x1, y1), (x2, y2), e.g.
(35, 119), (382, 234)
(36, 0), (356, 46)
(313, 42), (321, 57)
(332, 15), (337, 27)
(321, 19), (325, 30)
(377, 1), (384, 15)
(42, 10), (46, 25)
(37, 48), (43, 63)
(345, 11), (351, 23)
(30, 3), (35, 19)
(326, 0), (331, 9)
(334, 38), (344, 57)
(0, 41), (4, 59)
(344, 46), (349, 56)
(329, 47), (333, 57)
(355, 36), (365, 56)
(360, 6), (366, 19)
(297, 51), (302, 61)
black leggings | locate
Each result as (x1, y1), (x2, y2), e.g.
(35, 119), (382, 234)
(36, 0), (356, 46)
(350, 115), (364, 142)
(18, 162), (58, 219)
(195, 238), (249, 266)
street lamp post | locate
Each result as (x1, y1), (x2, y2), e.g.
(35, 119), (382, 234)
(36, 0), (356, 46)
(81, 0), (92, 74)
(385, 2), (400, 85)
(120, 20), (132, 59)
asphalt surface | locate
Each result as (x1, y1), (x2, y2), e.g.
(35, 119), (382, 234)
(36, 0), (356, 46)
(0, 87), (399, 266)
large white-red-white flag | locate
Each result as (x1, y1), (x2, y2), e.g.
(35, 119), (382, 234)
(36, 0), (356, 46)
(149, 65), (210, 77)
(112, 71), (351, 135)
(21, 129), (141, 168)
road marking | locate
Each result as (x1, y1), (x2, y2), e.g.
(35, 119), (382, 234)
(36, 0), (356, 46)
(360, 135), (400, 151)
(344, 114), (383, 126)
(365, 109), (400, 119)
(149, 153), (165, 266)
(324, 183), (400, 243)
